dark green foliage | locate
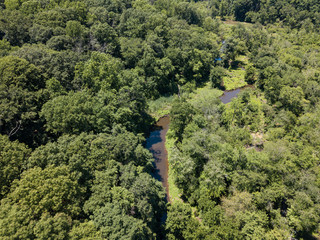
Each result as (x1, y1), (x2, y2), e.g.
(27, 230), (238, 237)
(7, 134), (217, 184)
(210, 66), (225, 88)
(84, 163), (166, 239)
(93, 204), (154, 240)
(1, 0), (320, 239)
(170, 100), (196, 142)
(27, 131), (153, 188)
(0, 56), (48, 146)
(166, 202), (202, 240)
(0, 10), (31, 46)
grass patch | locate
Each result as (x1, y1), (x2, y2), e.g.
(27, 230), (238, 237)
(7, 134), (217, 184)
(147, 95), (175, 121)
(223, 55), (249, 90)
(189, 82), (223, 105)
(189, 82), (223, 99)
(236, 55), (249, 65)
(166, 131), (183, 203)
(223, 67), (247, 90)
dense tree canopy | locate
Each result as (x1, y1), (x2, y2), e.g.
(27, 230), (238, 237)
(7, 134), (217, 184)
(1, 0), (320, 239)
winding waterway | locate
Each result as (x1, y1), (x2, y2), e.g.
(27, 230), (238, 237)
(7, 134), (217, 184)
(146, 87), (250, 202)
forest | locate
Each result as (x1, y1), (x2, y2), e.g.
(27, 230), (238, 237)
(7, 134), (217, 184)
(0, 0), (320, 239)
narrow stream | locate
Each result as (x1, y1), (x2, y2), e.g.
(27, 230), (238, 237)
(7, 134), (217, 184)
(220, 88), (241, 104)
(145, 116), (170, 202)
(146, 86), (251, 202)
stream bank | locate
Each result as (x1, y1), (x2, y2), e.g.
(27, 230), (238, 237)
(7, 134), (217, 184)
(146, 86), (252, 203)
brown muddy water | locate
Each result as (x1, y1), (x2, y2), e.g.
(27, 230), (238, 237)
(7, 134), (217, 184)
(146, 86), (251, 202)
(220, 85), (254, 104)
(220, 88), (241, 104)
(146, 115), (170, 202)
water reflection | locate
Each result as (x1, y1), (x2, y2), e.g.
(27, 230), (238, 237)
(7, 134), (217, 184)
(219, 88), (241, 104)
(146, 116), (170, 202)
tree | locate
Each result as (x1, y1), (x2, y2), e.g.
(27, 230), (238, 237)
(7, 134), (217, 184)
(129, 173), (166, 230)
(199, 159), (227, 200)
(90, 22), (119, 55)
(0, 55), (44, 91)
(287, 192), (320, 237)
(279, 86), (305, 115)
(0, 135), (31, 198)
(33, 213), (73, 240)
(0, 39), (11, 57)
(0, 10), (31, 46)
(12, 45), (83, 90)
(166, 202), (200, 240)
(233, 0), (258, 22)
(84, 163), (165, 238)
(210, 66), (225, 88)
(170, 147), (198, 196)
(66, 21), (84, 39)
(29, 24), (53, 44)
(245, 64), (257, 84)
(40, 91), (109, 134)
(74, 52), (124, 92)
(93, 203), (154, 240)
(0, 165), (85, 239)
(0, 56), (47, 145)
(28, 131), (153, 184)
(69, 221), (102, 240)
(170, 100), (196, 142)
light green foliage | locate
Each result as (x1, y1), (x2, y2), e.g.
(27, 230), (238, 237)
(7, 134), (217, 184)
(170, 99), (196, 142)
(288, 192), (320, 234)
(69, 221), (102, 240)
(33, 213), (73, 240)
(1, 0), (320, 239)
(0, 39), (11, 57)
(41, 91), (107, 134)
(199, 160), (227, 199)
(74, 52), (124, 92)
(170, 147), (197, 197)
(0, 55), (43, 91)
(0, 165), (85, 239)
(222, 66), (247, 90)
(148, 95), (175, 119)
(189, 85), (222, 121)
(222, 89), (264, 131)
(0, 135), (31, 198)
(166, 202), (200, 240)
(279, 86), (306, 115)
(20, 0), (41, 15)
(46, 77), (66, 98)
(65, 20), (83, 39)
